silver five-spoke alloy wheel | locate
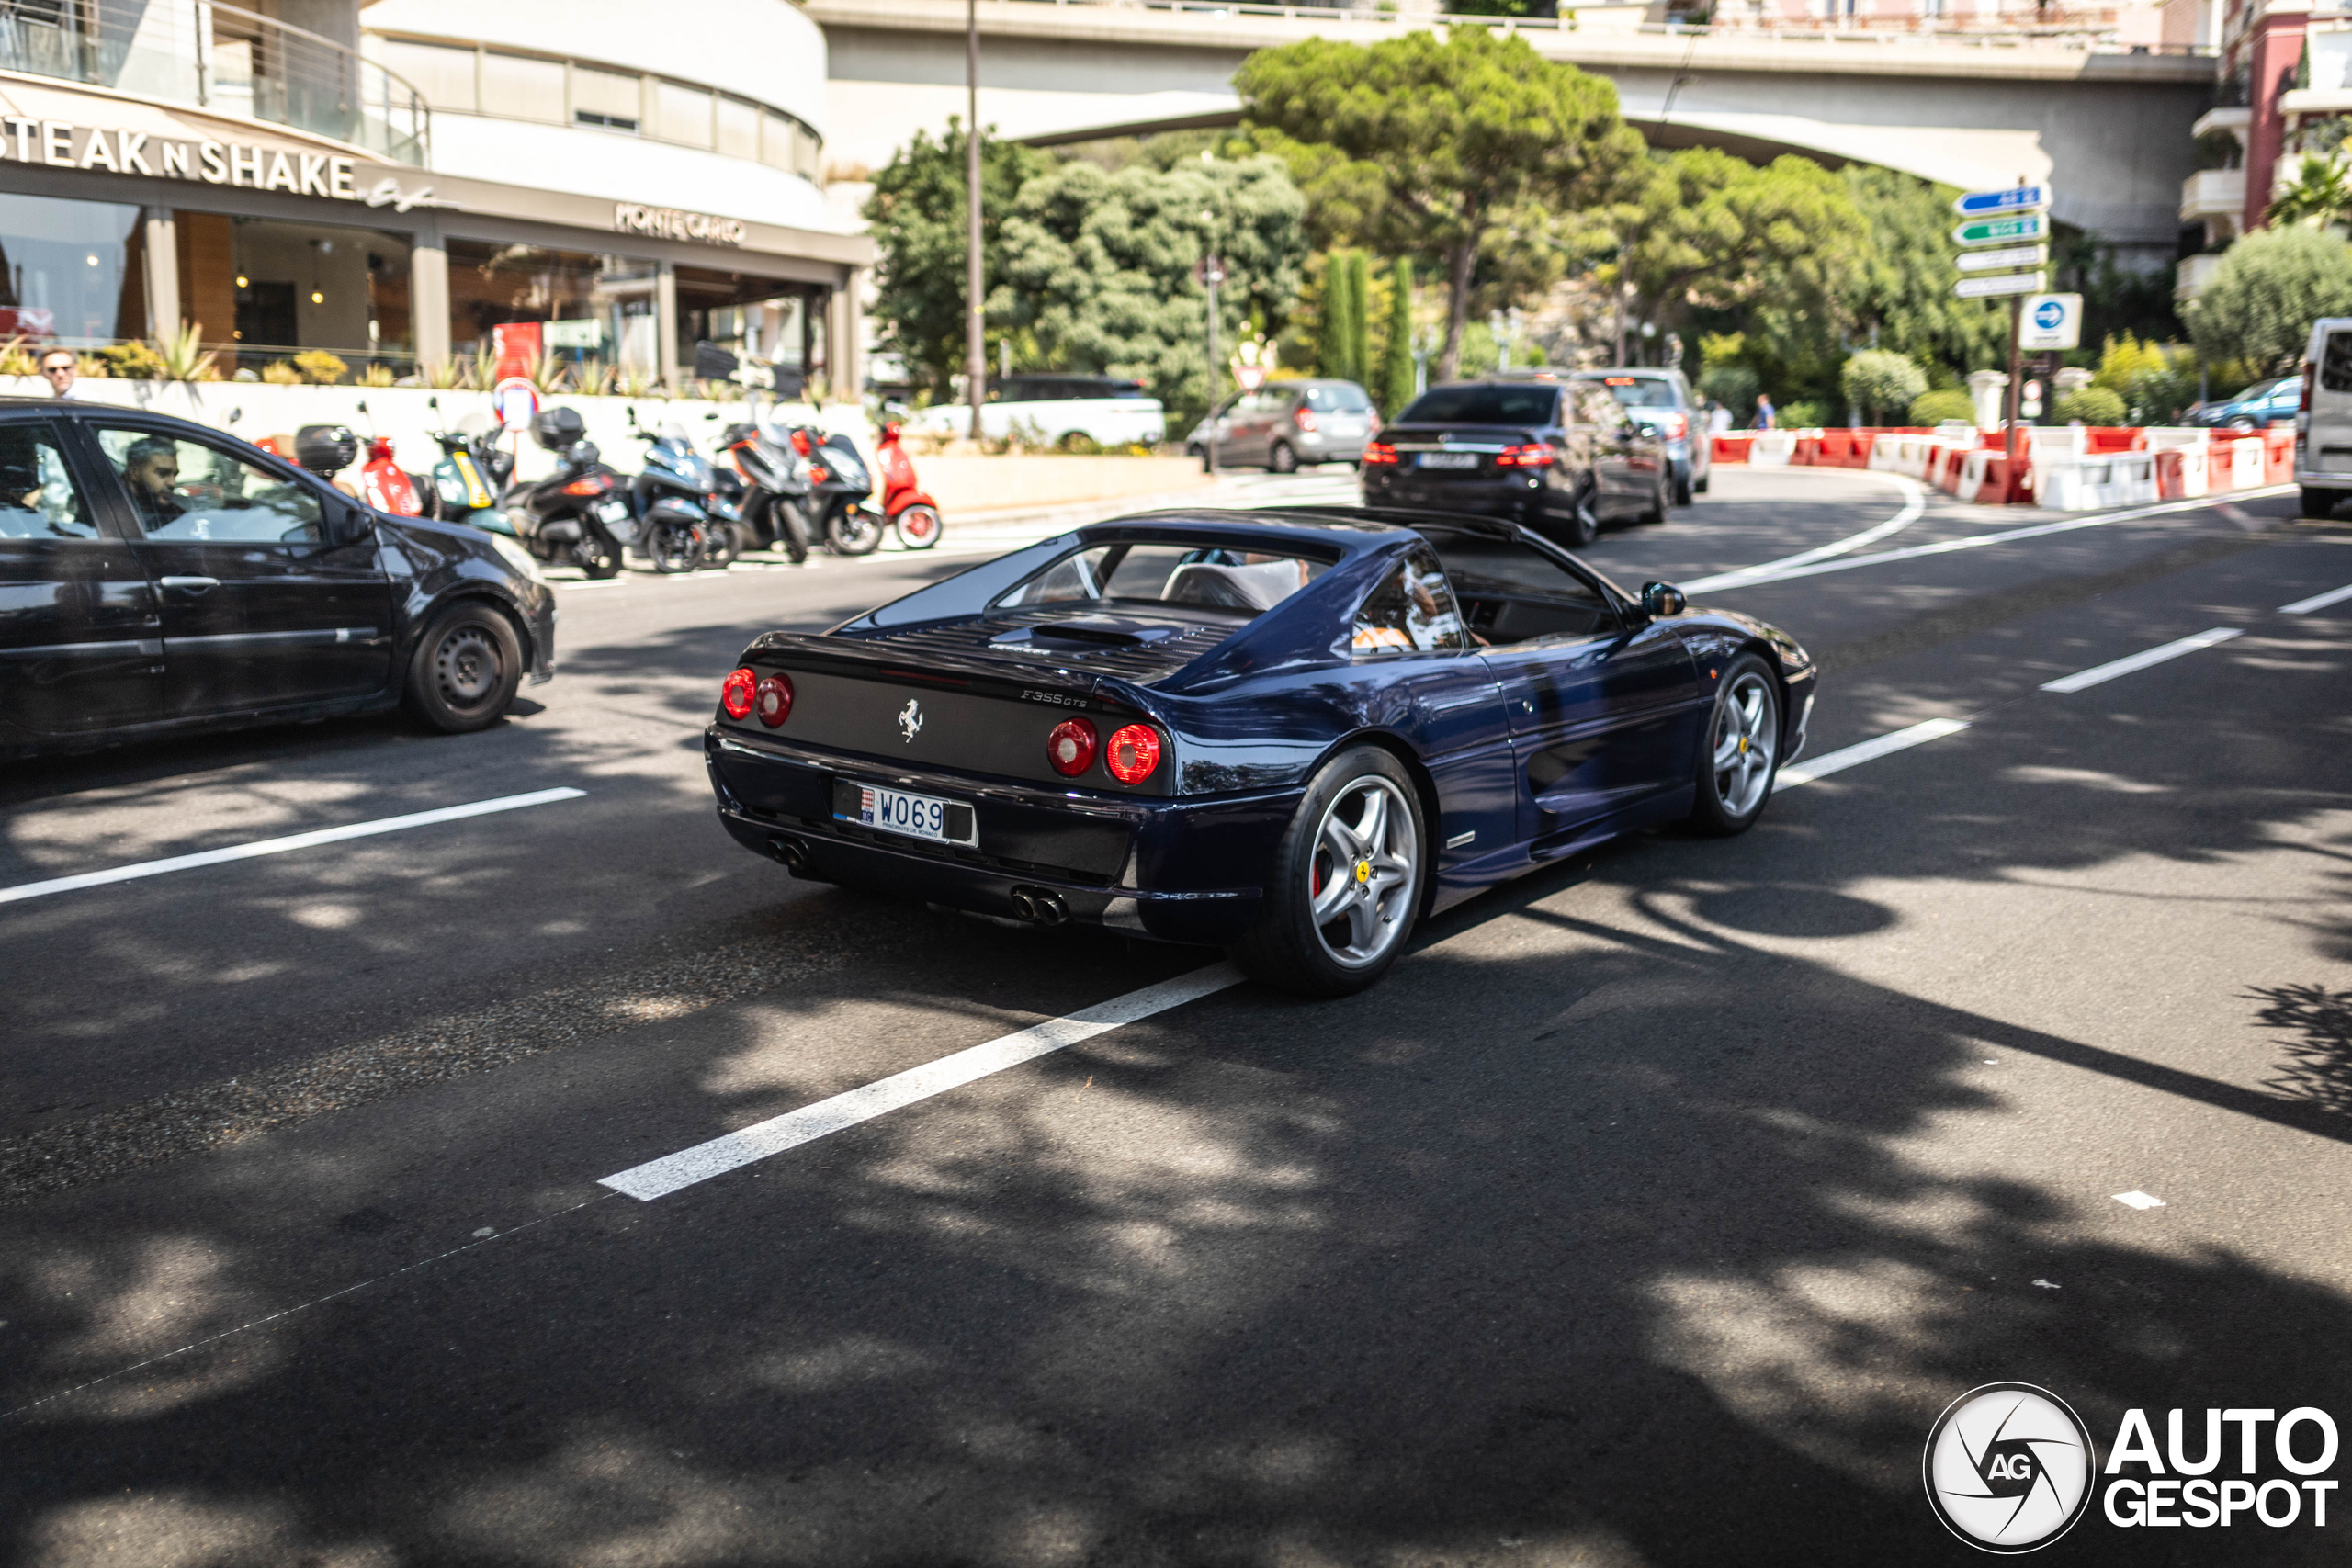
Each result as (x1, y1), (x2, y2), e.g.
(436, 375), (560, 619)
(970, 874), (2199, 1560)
(1710, 669), (1778, 818)
(1308, 775), (1418, 969)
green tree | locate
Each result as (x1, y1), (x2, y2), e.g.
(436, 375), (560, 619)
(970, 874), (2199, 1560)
(1378, 256), (1417, 415)
(1317, 249), (1361, 381)
(1237, 28), (1641, 379)
(997, 153), (1307, 433)
(1344, 250), (1374, 385)
(861, 121), (1049, 401)
(1839, 348), (1927, 423)
(2267, 153), (2352, 229)
(1842, 166), (2008, 377)
(2186, 226), (2352, 379)
(2054, 386), (2128, 424)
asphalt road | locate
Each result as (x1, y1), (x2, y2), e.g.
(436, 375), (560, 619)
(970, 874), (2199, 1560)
(3, 464), (2349, 1566)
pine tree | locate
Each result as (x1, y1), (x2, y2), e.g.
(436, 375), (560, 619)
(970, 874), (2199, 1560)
(1378, 257), (1417, 416)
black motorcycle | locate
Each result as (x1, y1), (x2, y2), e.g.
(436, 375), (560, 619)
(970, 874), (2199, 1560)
(628, 412), (733, 573)
(718, 421), (815, 564)
(775, 423), (885, 557)
(499, 406), (631, 579)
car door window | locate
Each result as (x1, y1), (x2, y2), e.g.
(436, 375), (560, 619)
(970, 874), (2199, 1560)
(0, 423), (98, 539)
(1420, 531), (1618, 645)
(2322, 333), (2352, 394)
(93, 427), (323, 544)
(1352, 547), (1469, 654)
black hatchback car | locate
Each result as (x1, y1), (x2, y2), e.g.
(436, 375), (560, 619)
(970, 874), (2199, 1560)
(1360, 378), (1670, 548)
(0, 400), (554, 756)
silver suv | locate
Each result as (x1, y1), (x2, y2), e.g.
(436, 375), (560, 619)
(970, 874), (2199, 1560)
(1186, 378), (1379, 472)
(1570, 368), (1709, 507)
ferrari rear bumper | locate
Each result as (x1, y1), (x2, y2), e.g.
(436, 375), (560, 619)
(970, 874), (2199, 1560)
(706, 727), (1287, 944)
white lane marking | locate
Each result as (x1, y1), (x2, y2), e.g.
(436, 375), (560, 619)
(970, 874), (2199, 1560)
(1775, 717), (1971, 790)
(2040, 627), (2241, 694)
(2280, 581), (2352, 615)
(0, 787), (587, 906)
(601, 963), (1244, 1201)
(2113, 1190), (2166, 1210)
(1681, 475), (1925, 592)
(1683, 486), (2293, 596)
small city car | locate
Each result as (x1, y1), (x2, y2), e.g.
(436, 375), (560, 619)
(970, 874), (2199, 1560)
(1361, 378), (1672, 548)
(1572, 367), (1711, 505)
(1185, 379), (1379, 472)
(0, 400), (555, 756)
(2188, 375), (2298, 432)
(705, 509), (1815, 996)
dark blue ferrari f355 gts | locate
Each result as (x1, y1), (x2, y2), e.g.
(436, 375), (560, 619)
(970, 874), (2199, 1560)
(705, 508), (1816, 996)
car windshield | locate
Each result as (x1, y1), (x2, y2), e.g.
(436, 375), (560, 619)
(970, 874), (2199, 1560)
(1396, 385), (1559, 426)
(1587, 376), (1681, 410)
(996, 541), (1330, 617)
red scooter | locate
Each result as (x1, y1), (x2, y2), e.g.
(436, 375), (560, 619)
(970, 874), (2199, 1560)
(358, 435), (424, 515)
(876, 420), (943, 550)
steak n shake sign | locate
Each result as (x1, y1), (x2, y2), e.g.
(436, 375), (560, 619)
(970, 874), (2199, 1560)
(0, 117), (446, 211)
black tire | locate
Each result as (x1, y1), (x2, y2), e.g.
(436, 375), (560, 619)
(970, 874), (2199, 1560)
(1229, 746), (1425, 998)
(1641, 474), (1671, 525)
(1559, 479), (1600, 547)
(1694, 472), (1710, 495)
(1673, 472), (1695, 507)
(2301, 485), (2342, 519)
(647, 519), (701, 574)
(774, 498), (812, 564)
(401, 601), (522, 734)
(826, 506), (884, 557)
(1269, 440), (1299, 475)
(698, 518), (741, 570)
(1189, 445), (1211, 474)
(1687, 653), (1781, 838)
(573, 533), (621, 579)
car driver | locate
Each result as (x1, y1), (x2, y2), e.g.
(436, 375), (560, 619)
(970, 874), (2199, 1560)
(119, 436), (188, 533)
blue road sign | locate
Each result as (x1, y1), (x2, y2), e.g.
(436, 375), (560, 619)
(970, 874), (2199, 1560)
(2032, 299), (2066, 331)
(1954, 185), (2052, 218)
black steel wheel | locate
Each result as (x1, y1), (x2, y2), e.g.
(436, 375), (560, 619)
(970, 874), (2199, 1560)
(647, 519), (701, 574)
(698, 518), (741, 570)
(573, 534), (620, 579)
(401, 601), (522, 734)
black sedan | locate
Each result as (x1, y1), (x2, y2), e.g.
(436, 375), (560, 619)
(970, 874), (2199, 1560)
(0, 400), (554, 757)
(1361, 378), (1673, 548)
(705, 509), (1815, 996)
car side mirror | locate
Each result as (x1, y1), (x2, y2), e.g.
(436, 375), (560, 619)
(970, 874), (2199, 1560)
(1640, 581), (1686, 618)
(330, 505), (374, 547)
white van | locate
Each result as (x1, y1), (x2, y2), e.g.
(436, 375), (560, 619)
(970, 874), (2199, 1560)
(2298, 317), (2352, 515)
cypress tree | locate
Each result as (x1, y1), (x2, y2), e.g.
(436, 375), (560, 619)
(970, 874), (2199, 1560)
(1317, 251), (1355, 381)
(1345, 250), (1374, 389)
(1378, 257), (1416, 417)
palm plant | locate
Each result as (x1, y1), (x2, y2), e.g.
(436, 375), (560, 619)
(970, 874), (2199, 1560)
(2267, 154), (2352, 229)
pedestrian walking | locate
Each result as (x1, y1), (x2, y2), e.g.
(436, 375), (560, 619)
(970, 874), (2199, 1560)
(1752, 392), (1776, 431)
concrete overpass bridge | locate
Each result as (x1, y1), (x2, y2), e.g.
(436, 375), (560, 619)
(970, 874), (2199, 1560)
(813, 0), (2215, 260)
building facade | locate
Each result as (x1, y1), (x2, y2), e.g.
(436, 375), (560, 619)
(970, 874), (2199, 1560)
(0, 0), (870, 391)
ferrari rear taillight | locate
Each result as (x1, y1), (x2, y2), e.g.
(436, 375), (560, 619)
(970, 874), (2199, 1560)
(1047, 717), (1097, 777)
(1496, 442), (1555, 468)
(1363, 442), (1399, 465)
(1105, 724), (1160, 784)
(720, 666), (757, 719)
(1294, 407), (1318, 433)
(755, 673), (793, 727)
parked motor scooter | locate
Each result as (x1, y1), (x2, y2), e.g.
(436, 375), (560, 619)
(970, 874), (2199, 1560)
(775, 423), (885, 557)
(422, 400), (514, 531)
(627, 411), (731, 572)
(874, 417), (943, 550)
(718, 420), (815, 564)
(498, 405), (632, 579)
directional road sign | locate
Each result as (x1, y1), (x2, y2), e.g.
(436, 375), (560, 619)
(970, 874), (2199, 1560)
(1954, 184), (2052, 218)
(1956, 244), (2050, 274)
(1953, 213), (2050, 248)
(2018, 292), (2084, 351)
(1953, 270), (2047, 300)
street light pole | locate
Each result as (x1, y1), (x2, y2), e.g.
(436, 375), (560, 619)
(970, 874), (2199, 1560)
(965, 0), (985, 442)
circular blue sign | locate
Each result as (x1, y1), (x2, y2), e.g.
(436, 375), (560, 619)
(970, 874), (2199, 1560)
(2032, 300), (2066, 330)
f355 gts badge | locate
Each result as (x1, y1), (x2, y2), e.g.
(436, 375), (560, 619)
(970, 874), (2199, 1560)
(897, 697), (923, 744)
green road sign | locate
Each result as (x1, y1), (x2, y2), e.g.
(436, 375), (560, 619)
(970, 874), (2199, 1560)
(1952, 213), (2050, 247)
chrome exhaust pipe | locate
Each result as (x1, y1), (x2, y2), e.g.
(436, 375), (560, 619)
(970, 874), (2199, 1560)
(1012, 886), (1068, 926)
(768, 836), (813, 876)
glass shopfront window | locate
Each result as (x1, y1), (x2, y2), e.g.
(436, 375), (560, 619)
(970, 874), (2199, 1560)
(448, 239), (661, 377)
(674, 265), (826, 395)
(175, 215), (413, 379)
(0, 193), (149, 345)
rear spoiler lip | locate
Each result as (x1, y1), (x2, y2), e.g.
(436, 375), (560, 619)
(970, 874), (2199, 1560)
(737, 632), (1163, 719)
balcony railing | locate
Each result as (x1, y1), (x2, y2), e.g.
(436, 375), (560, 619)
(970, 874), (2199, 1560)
(0, 0), (429, 165)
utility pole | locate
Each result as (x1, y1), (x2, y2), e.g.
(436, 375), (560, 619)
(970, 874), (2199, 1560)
(965, 0), (985, 441)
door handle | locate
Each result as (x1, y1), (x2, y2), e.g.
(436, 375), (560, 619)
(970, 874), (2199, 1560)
(160, 576), (220, 593)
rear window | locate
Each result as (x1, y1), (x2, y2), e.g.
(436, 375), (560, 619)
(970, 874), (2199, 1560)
(2324, 333), (2352, 395)
(1397, 384), (1560, 426)
(1306, 384), (1372, 412)
(996, 541), (1329, 617)
(1584, 375), (1682, 410)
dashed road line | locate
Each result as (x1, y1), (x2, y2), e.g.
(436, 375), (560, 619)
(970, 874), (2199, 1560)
(2039, 628), (2241, 694)
(2280, 581), (2352, 615)
(600, 963), (1243, 1201)
(1776, 717), (1971, 790)
(0, 787), (586, 906)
